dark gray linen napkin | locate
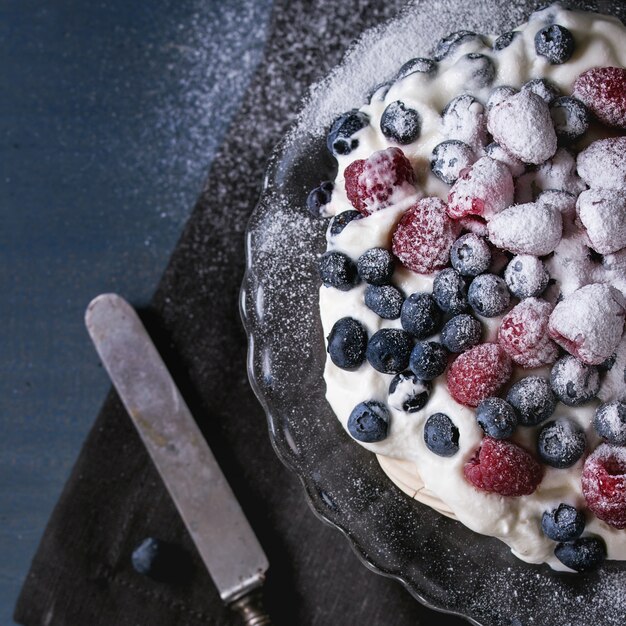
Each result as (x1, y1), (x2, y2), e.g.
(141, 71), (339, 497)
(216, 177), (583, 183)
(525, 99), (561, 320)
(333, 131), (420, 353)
(14, 1), (468, 624)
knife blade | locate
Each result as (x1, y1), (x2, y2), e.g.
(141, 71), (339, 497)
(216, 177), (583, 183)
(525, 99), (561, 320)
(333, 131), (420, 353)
(85, 293), (270, 624)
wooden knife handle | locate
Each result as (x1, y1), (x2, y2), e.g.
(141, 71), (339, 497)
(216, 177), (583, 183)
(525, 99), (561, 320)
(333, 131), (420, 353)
(230, 589), (271, 626)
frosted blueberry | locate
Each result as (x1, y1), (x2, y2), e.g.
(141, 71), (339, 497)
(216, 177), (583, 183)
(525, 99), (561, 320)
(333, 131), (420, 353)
(535, 24), (575, 65)
(306, 181), (333, 217)
(476, 397), (518, 439)
(507, 376), (556, 426)
(327, 110), (370, 156)
(424, 413), (460, 456)
(381, 101), (421, 144)
(396, 57), (437, 80)
(542, 504), (585, 542)
(550, 96), (589, 143)
(550, 355), (600, 406)
(357, 247), (394, 285)
(440, 314), (482, 353)
(348, 401), (390, 442)
(450, 233), (491, 277)
(364, 284), (404, 320)
(505, 255), (550, 299)
(432, 30), (485, 61)
(388, 371), (432, 413)
(329, 210), (362, 236)
(327, 317), (368, 370)
(432, 268), (468, 315)
(430, 140), (475, 185)
(400, 293), (442, 339)
(468, 273), (510, 317)
(319, 251), (359, 291)
(366, 329), (413, 374)
(521, 78), (560, 104)
(537, 418), (586, 468)
(493, 30), (521, 51)
(594, 401), (626, 445)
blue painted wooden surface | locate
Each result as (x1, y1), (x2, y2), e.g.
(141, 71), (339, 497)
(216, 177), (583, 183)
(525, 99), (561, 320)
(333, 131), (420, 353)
(0, 1), (272, 622)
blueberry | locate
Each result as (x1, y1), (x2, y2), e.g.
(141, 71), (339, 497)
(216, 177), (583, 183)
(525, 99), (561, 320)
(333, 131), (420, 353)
(319, 251), (359, 291)
(395, 57), (437, 80)
(594, 401), (626, 445)
(306, 181), (334, 217)
(504, 255), (550, 299)
(468, 273), (510, 317)
(430, 140), (475, 185)
(357, 247), (394, 285)
(506, 376), (556, 426)
(409, 341), (448, 381)
(400, 292), (442, 339)
(550, 355), (600, 406)
(366, 329), (413, 374)
(535, 24), (575, 65)
(486, 86), (518, 110)
(476, 397), (518, 439)
(432, 31), (485, 61)
(433, 268), (468, 315)
(131, 538), (189, 582)
(440, 314), (482, 353)
(327, 317), (368, 369)
(329, 210), (362, 236)
(541, 504), (585, 542)
(450, 233), (491, 277)
(537, 418), (586, 469)
(455, 53), (495, 89)
(554, 536), (606, 572)
(366, 82), (391, 104)
(327, 110), (370, 156)
(388, 371), (432, 413)
(424, 413), (460, 456)
(521, 78), (560, 104)
(380, 101), (421, 145)
(347, 401), (390, 442)
(493, 30), (521, 51)
(550, 96), (589, 144)
(364, 284), (404, 320)
(598, 352), (617, 372)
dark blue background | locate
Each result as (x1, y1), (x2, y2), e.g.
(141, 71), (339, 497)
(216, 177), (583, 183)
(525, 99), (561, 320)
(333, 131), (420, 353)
(0, 1), (272, 621)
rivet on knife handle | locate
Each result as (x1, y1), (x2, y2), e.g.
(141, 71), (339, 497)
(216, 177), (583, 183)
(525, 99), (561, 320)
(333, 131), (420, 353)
(85, 293), (271, 623)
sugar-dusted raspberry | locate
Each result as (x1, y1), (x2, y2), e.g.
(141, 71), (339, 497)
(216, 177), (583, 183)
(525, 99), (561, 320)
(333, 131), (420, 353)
(447, 343), (512, 407)
(344, 147), (416, 215)
(577, 137), (626, 191)
(447, 156), (514, 221)
(464, 437), (544, 496)
(392, 197), (460, 274)
(582, 443), (626, 529)
(577, 188), (626, 255)
(498, 298), (558, 368)
(573, 67), (626, 130)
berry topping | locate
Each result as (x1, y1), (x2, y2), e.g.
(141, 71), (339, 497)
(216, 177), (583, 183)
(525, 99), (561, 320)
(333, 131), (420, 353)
(392, 197), (460, 274)
(447, 156), (514, 220)
(319, 251), (359, 291)
(307, 181), (334, 217)
(463, 437), (544, 496)
(388, 371), (431, 413)
(521, 78), (560, 104)
(380, 101), (421, 145)
(329, 210), (362, 236)
(577, 188), (626, 255)
(440, 314), (482, 353)
(541, 504), (585, 542)
(506, 376), (556, 426)
(504, 255), (550, 299)
(476, 397), (518, 439)
(450, 233), (491, 277)
(498, 298), (558, 369)
(554, 536), (607, 572)
(537, 418), (586, 469)
(454, 53), (495, 90)
(430, 140), (476, 185)
(409, 341), (448, 381)
(441, 94), (488, 152)
(364, 284), (404, 320)
(549, 96), (589, 144)
(582, 444), (626, 529)
(357, 247), (395, 285)
(347, 401), (390, 443)
(366, 328), (413, 374)
(327, 110), (370, 156)
(534, 24), (575, 64)
(487, 90), (557, 164)
(424, 413), (460, 457)
(488, 201), (562, 256)
(447, 343), (512, 407)
(432, 268), (468, 315)
(573, 66), (626, 129)
(550, 355), (600, 406)
(344, 147), (416, 215)
(594, 401), (626, 445)
(327, 317), (368, 370)
(432, 30), (485, 61)
(400, 292), (442, 339)
(577, 137), (626, 191)
(468, 273), (510, 318)
(486, 85), (518, 110)
(548, 284), (626, 365)
(493, 31), (521, 51)
(484, 142), (526, 177)
(395, 57), (437, 80)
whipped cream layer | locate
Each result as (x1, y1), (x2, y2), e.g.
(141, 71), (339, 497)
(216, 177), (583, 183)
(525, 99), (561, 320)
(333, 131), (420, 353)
(320, 5), (626, 570)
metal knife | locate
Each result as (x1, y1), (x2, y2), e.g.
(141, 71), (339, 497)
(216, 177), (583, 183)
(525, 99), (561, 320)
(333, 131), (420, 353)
(85, 293), (270, 625)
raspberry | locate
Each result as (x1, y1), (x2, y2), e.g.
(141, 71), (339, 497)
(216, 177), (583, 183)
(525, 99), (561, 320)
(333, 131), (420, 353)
(581, 444), (626, 529)
(573, 67), (626, 130)
(392, 197), (460, 274)
(447, 156), (514, 221)
(464, 437), (544, 496)
(498, 298), (558, 368)
(344, 147), (415, 215)
(447, 343), (512, 407)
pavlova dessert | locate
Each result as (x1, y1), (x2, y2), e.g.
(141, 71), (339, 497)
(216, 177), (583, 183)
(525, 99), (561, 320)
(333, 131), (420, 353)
(309, 3), (626, 572)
